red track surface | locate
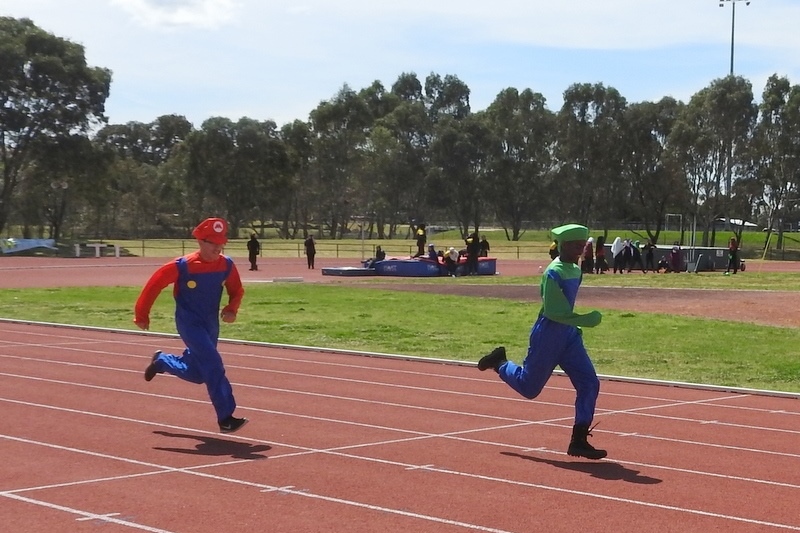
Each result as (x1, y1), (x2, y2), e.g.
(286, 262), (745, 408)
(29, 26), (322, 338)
(1, 321), (799, 532)
(1, 256), (799, 532)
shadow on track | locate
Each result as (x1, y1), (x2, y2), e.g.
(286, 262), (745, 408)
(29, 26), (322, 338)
(501, 451), (662, 484)
(153, 430), (271, 460)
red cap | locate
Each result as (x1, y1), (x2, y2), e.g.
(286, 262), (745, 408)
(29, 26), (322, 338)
(192, 217), (228, 244)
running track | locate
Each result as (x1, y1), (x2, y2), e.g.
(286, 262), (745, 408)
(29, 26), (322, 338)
(1, 320), (798, 532)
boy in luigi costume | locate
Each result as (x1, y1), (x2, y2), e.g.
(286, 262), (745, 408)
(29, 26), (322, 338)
(478, 223), (606, 459)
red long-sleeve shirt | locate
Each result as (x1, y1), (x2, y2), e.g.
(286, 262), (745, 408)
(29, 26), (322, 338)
(134, 252), (244, 328)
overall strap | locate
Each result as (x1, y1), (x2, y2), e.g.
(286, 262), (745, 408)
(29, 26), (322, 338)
(175, 257), (188, 278)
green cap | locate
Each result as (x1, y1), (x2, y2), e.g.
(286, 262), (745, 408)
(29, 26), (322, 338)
(550, 224), (589, 243)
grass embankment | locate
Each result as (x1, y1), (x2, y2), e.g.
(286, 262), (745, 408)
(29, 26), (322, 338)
(1, 279), (798, 393)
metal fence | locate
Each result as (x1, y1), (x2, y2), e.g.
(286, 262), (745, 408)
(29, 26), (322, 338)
(62, 237), (800, 261)
(68, 239), (551, 260)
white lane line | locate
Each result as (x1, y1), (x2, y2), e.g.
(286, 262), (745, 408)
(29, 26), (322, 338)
(405, 464), (435, 471)
(3, 367), (800, 464)
(6, 387), (799, 494)
(622, 410), (800, 436)
(76, 512), (120, 521)
(3, 351), (799, 438)
(1, 493), (175, 533)
(2, 431), (799, 532)
(0, 434), (515, 533)
(8, 371), (800, 465)
(4, 367), (799, 459)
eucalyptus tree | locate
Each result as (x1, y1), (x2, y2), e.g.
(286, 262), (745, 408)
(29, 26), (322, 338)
(96, 114), (192, 165)
(669, 77), (757, 246)
(0, 17), (111, 235)
(484, 87), (557, 241)
(351, 81), (401, 238)
(361, 100), (432, 240)
(555, 83), (627, 231)
(621, 97), (687, 244)
(186, 117), (287, 236)
(93, 115), (194, 235)
(279, 119), (314, 239)
(424, 73), (480, 235)
(361, 123), (407, 239)
(232, 118), (290, 237)
(103, 156), (159, 237)
(154, 140), (194, 236)
(96, 121), (155, 163)
(309, 85), (372, 238)
(393, 71), (425, 102)
(24, 134), (113, 240)
(425, 73), (471, 123)
(743, 75), (800, 251)
(185, 117), (237, 230)
(429, 113), (491, 238)
(706, 76), (758, 245)
(10, 163), (43, 238)
(13, 132), (119, 240)
(359, 80), (399, 124)
(385, 72), (434, 235)
(668, 98), (716, 246)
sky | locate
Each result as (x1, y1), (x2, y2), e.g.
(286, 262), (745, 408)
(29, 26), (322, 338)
(5, 0), (800, 129)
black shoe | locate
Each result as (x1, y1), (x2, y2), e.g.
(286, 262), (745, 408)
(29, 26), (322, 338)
(219, 416), (249, 434)
(144, 350), (162, 382)
(477, 346), (507, 372)
(567, 424), (607, 460)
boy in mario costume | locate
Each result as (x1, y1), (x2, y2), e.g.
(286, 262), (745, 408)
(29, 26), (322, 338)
(134, 217), (248, 433)
(477, 223), (606, 459)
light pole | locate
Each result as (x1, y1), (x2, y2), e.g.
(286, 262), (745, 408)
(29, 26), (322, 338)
(718, 0), (751, 75)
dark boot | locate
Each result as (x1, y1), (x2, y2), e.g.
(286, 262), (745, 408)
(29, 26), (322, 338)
(144, 350), (162, 382)
(477, 346), (507, 372)
(567, 424), (607, 460)
(219, 416), (249, 434)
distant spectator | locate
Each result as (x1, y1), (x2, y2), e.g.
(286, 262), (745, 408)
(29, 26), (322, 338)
(427, 243), (438, 262)
(725, 236), (740, 275)
(444, 247), (459, 277)
(246, 233), (260, 271)
(581, 237), (594, 274)
(643, 239), (657, 272)
(366, 245), (386, 268)
(304, 235), (316, 269)
(621, 239), (633, 272)
(668, 243), (683, 273)
(628, 240), (645, 273)
(479, 235), (490, 257)
(414, 224), (427, 257)
(594, 236), (607, 274)
(549, 239), (559, 260)
(465, 232), (480, 275)
(611, 237), (625, 273)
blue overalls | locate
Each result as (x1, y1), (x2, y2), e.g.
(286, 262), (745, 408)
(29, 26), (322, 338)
(153, 257), (237, 423)
(497, 268), (600, 426)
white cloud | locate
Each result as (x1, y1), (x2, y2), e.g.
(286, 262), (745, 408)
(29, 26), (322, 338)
(3, 0), (800, 127)
(109, 0), (241, 30)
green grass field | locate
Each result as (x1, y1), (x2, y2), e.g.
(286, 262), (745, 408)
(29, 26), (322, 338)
(1, 283), (798, 393)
